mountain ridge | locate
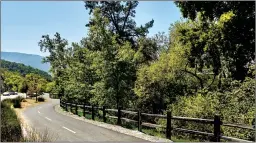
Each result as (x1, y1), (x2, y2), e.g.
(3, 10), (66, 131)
(1, 51), (50, 72)
(1, 59), (52, 81)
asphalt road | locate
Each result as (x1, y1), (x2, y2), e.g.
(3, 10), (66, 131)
(22, 94), (146, 142)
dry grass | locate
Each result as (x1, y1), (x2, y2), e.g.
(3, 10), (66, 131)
(14, 98), (46, 113)
(21, 125), (59, 142)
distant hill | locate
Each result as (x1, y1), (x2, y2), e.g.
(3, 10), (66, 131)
(1, 59), (52, 81)
(1, 51), (50, 72)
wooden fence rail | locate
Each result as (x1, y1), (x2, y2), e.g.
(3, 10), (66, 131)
(59, 99), (254, 142)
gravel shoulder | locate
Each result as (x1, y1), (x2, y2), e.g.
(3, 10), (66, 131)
(55, 105), (172, 142)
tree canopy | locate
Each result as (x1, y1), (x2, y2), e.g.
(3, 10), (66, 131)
(175, 1), (255, 81)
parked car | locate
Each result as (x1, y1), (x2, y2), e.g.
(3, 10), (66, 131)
(9, 91), (15, 95)
(3, 92), (10, 96)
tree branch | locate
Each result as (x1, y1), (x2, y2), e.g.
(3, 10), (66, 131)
(122, 2), (132, 31)
(181, 69), (204, 89)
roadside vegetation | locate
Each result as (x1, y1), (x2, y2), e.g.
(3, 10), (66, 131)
(1, 96), (53, 142)
(43, 1), (255, 142)
(1, 100), (22, 142)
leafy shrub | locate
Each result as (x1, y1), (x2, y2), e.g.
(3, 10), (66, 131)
(12, 96), (24, 108)
(163, 77), (255, 141)
(1, 101), (22, 142)
(37, 96), (45, 102)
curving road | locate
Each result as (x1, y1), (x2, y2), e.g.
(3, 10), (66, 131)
(22, 94), (146, 142)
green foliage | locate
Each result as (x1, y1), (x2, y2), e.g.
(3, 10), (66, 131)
(84, 1), (154, 49)
(26, 73), (47, 94)
(175, 1), (255, 81)
(168, 77), (255, 141)
(12, 96), (24, 108)
(1, 101), (22, 142)
(39, 3), (160, 109)
(1, 70), (26, 92)
(39, 2), (254, 141)
(45, 81), (55, 93)
(1, 69), (49, 94)
(1, 60), (51, 81)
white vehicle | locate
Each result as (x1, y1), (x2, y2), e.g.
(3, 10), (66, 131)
(3, 92), (10, 96)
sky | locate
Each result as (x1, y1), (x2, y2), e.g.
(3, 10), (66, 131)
(2, 1), (182, 56)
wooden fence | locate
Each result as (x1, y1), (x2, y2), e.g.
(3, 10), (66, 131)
(59, 99), (254, 142)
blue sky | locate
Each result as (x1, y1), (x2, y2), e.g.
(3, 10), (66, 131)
(2, 1), (182, 56)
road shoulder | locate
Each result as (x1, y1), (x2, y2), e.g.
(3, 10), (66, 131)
(54, 105), (172, 142)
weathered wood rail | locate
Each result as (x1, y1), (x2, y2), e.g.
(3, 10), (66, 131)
(59, 99), (254, 142)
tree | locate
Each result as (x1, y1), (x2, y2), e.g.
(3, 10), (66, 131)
(2, 71), (25, 92)
(84, 1), (154, 49)
(39, 33), (70, 98)
(26, 73), (47, 101)
(175, 1), (255, 80)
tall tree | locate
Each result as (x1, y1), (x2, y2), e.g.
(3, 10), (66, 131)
(175, 1), (255, 80)
(84, 1), (154, 50)
(38, 33), (70, 98)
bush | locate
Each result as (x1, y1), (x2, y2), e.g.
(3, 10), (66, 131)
(165, 77), (255, 141)
(12, 96), (24, 108)
(37, 96), (45, 102)
(1, 101), (22, 142)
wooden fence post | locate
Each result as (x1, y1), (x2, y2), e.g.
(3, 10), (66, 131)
(75, 103), (78, 115)
(166, 111), (172, 139)
(138, 110), (142, 132)
(65, 102), (68, 111)
(117, 107), (122, 125)
(83, 104), (86, 117)
(70, 103), (72, 112)
(103, 106), (106, 122)
(92, 105), (95, 120)
(71, 103), (73, 113)
(214, 115), (221, 142)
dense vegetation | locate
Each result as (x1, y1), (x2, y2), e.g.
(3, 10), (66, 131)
(1, 59), (52, 81)
(39, 1), (255, 141)
(1, 100), (22, 142)
(0, 68), (50, 95)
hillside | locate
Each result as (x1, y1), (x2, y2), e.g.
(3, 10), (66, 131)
(1, 60), (51, 81)
(1, 51), (50, 72)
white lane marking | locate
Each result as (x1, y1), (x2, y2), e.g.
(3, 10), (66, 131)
(38, 111), (41, 114)
(45, 117), (52, 121)
(62, 126), (76, 134)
